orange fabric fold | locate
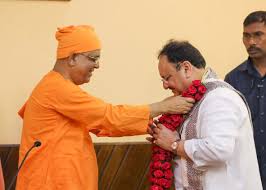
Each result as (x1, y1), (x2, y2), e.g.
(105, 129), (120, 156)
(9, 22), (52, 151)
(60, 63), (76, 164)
(56, 25), (101, 59)
(18, 102), (26, 118)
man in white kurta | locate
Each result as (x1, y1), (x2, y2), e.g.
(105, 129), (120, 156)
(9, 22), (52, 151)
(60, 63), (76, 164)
(152, 40), (262, 190)
(174, 76), (262, 190)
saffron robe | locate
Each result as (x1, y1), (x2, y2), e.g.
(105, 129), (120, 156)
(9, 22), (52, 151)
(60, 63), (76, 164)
(16, 71), (149, 190)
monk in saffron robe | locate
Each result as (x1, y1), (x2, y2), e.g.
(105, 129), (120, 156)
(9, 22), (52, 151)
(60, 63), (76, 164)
(16, 25), (194, 190)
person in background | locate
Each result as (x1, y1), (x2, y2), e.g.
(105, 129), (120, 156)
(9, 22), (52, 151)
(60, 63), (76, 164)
(16, 25), (194, 190)
(225, 11), (266, 188)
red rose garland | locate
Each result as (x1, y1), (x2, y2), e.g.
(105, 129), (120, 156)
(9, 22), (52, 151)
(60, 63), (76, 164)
(149, 80), (207, 190)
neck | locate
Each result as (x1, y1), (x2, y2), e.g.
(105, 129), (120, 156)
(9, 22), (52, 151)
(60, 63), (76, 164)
(252, 56), (266, 77)
(186, 68), (206, 86)
(194, 68), (206, 81)
(53, 61), (72, 81)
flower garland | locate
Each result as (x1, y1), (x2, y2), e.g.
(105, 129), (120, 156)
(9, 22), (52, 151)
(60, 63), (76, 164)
(149, 80), (207, 190)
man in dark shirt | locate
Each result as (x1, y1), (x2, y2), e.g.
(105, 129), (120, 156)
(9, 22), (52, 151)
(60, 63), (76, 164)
(225, 11), (266, 188)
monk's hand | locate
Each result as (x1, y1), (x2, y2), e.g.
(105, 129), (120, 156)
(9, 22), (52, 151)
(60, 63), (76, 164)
(152, 123), (179, 152)
(160, 96), (195, 114)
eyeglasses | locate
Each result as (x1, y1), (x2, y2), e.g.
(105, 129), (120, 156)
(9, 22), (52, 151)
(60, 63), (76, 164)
(79, 54), (100, 64)
(161, 74), (172, 83)
(161, 62), (183, 83)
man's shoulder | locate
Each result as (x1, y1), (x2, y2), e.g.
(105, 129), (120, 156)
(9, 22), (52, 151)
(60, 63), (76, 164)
(202, 83), (243, 106)
(31, 71), (84, 102)
(35, 71), (79, 92)
(201, 87), (248, 114)
(224, 59), (250, 87)
(226, 60), (248, 77)
(28, 71), (88, 109)
(206, 86), (238, 98)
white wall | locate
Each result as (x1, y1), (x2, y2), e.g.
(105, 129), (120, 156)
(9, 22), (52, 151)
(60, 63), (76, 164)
(0, 0), (265, 143)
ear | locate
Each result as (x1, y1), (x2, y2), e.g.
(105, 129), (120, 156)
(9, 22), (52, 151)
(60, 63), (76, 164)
(67, 54), (77, 67)
(182, 61), (193, 78)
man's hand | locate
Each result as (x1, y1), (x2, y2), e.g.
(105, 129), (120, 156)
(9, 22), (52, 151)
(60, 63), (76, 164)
(146, 120), (158, 143)
(152, 123), (180, 152)
(146, 120), (190, 159)
(149, 96), (195, 118)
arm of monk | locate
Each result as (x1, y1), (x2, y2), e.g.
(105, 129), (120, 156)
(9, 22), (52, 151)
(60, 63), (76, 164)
(53, 83), (149, 137)
(90, 104), (149, 137)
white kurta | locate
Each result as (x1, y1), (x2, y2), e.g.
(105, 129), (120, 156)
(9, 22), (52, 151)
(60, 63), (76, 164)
(174, 81), (263, 190)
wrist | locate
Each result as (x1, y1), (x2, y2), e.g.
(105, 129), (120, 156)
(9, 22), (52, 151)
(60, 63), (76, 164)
(174, 140), (189, 160)
(155, 101), (166, 114)
(149, 102), (164, 118)
(171, 139), (181, 154)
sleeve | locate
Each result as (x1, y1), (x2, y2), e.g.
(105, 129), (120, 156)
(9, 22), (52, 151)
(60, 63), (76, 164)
(183, 88), (246, 169)
(91, 104), (150, 137)
(53, 82), (150, 137)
